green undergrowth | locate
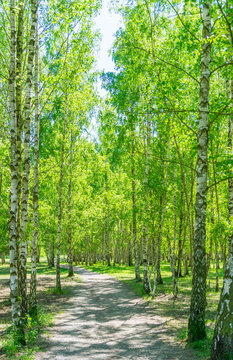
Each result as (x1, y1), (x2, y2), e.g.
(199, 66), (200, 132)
(0, 306), (54, 360)
(0, 261), (80, 359)
(177, 326), (214, 360)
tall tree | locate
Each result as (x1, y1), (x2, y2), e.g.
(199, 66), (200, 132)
(188, 1), (212, 342)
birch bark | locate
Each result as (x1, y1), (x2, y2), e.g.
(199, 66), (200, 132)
(30, 5), (39, 316)
(19, 0), (37, 320)
(9, 0), (20, 329)
(56, 92), (67, 292)
(131, 123), (141, 281)
(188, 1), (211, 342)
(210, 69), (233, 360)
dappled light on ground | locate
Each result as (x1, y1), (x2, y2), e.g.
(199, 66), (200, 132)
(35, 267), (197, 360)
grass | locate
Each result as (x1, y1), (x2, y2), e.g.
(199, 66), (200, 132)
(1, 306), (54, 360)
(78, 261), (223, 359)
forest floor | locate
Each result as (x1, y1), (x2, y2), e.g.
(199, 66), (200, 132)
(34, 265), (212, 360)
(0, 262), (222, 360)
(0, 263), (80, 360)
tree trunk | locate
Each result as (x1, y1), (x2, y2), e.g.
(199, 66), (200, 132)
(9, 0), (22, 340)
(56, 92), (67, 292)
(156, 196), (165, 285)
(207, 188), (214, 287)
(172, 170), (178, 299)
(68, 131), (74, 277)
(19, 0), (37, 321)
(212, 153), (226, 270)
(177, 192), (184, 278)
(142, 115), (151, 294)
(173, 134), (193, 272)
(113, 219), (119, 266)
(215, 239), (219, 293)
(228, 79), (233, 256)
(49, 238), (55, 267)
(29, 12), (39, 316)
(210, 80), (233, 359)
(211, 239), (233, 359)
(127, 225), (133, 267)
(15, 2), (24, 291)
(132, 125), (141, 280)
(105, 211), (110, 266)
(188, 1), (211, 342)
(1, 252), (5, 265)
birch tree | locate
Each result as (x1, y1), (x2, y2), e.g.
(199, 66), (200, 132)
(30, 3), (39, 316)
(188, 1), (212, 342)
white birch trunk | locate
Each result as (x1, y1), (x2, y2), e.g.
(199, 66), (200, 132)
(19, 0), (37, 320)
(188, 1), (211, 342)
(56, 93), (67, 292)
(210, 73), (233, 360)
(9, 0), (20, 329)
(30, 6), (39, 316)
(142, 116), (151, 293)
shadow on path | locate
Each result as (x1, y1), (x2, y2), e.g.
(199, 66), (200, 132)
(35, 267), (197, 360)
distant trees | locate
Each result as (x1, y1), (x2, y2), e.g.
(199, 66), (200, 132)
(1, 0), (233, 357)
(1, 0), (100, 344)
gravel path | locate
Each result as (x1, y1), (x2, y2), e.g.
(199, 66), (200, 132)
(35, 267), (197, 360)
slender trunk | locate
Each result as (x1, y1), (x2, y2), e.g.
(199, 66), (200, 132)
(29, 7), (39, 317)
(228, 79), (233, 256)
(212, 154), (226, 270)
(19, 0), (37, 320)
(105, 213), (110, 266)
(127, 225), (133, 266)
(56, 93), (67, 292)
(113, 219), (119, 266)
(156, 196), (164, 285)
(210, 78), (233, 360)
(177, 192), (184, 278)
(207, 188), (214, 285)
(68, 131), (74, 277)
(188, 1), (211, 342)
(189, 160), (194, 269)
(49, 238), (55, 267)
(1, 252), (5, 264)
(215, 239), (219, 293)
(142, 115), (151, 294)
(132, 127), (141, 280)
(184, 250), (189, 276)
(16, 2), (24, 286)
(172, 170), (178, 299)
(156, 129), (170, 285)
(9, 0), (21, 337)
(173, 134), (193, 271)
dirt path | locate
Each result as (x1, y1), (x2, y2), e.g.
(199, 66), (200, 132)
(35, 267), (197, 360)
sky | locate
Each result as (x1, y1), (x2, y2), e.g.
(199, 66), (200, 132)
(94, 0), (122, 73)
(87, 0), (122, 139)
